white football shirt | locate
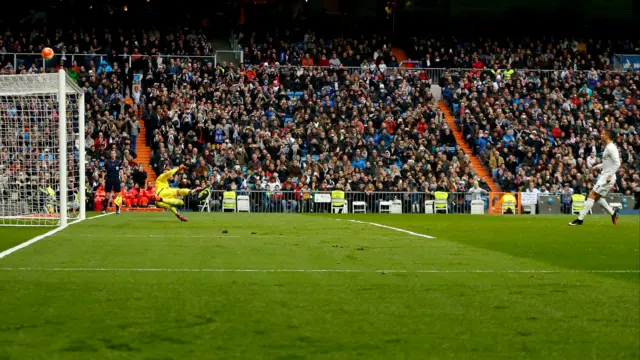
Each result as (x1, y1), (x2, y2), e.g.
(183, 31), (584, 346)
(599, 142), (621, 176)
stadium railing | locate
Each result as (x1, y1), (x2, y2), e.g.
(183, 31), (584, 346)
(119, 54), (217, 67)
(180, 190), (635, 215)
(5, 53), (109, 71)
(4, 52), (634, 79)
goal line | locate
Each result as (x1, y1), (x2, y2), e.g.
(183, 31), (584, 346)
(0, 213), (113, 259)
(0, 213), (83, 227)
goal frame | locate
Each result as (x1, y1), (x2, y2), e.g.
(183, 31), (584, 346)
(0, 70), (85, 227)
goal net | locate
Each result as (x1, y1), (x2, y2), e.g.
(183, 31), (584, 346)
(0, 71), (85, 226)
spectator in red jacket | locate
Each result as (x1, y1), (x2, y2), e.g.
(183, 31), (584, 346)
(144, 181), (156, 204)
(138, 186), (149, 207)
(552, 123), (563, 139)
(94, 182), (106, 211)
(318, 54), (330, 67)
(94, 132), (107, 152)
(301, 54), (314, 66)
(125, 184), (140, 207)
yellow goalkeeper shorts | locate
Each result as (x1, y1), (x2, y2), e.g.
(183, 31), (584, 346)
(157, 188), (180, 199)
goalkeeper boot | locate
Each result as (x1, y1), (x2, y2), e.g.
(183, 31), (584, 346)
(190, 186), (204, 195)
(177, 214), (189, 222)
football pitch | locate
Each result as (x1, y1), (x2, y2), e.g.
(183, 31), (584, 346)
(0, 213), (638, 360)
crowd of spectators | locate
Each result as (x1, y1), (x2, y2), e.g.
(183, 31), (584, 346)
(107, 29), (495, 210)
(443, 66), (640, 200)
(140, 60), (479, 198)
(1, 28), (639, 214)
(405, 36), (640, 71)
(240, 30), (400, 70)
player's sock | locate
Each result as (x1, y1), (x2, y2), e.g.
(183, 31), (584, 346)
(598, 198), (614, 216)
(173, 210), (188, 222)
(577, 198), (595, 220)
(178, 189), (190, 196)
(102, 198), (109, 212)
(169, 207), (179, 216)
(115, 204), (121, 214)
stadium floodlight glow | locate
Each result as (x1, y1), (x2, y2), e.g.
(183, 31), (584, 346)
(0, 70), (85, 227)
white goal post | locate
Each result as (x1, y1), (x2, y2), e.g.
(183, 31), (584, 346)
(0, 70), (85, 227)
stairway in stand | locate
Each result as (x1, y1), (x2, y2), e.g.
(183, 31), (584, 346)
(136, 107), (156, 185)
(107, 107), (161, 212)
(390, 43), (499, 191)
(438, 101), (500, 192)
(391, 47), (410, 66)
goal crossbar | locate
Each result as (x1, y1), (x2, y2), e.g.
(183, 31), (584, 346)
(0, 73), (83, 96)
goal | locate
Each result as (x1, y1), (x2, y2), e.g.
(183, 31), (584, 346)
(0, 70), (85, 227)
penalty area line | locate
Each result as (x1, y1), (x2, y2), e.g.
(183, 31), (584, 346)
(338, 219), (436, 239)
(0, 268), (637, 274)
(0, 213), (114, 259)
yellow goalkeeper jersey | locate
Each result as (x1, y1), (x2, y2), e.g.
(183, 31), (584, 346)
(155, 167), (180, 195)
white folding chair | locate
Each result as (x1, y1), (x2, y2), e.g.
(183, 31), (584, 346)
(434, 199), (448, 213)
(470, 200), (484, 214)
(522, 204), (536, 214)
(379, 201), (392, 213)
(198, 193), (212, 212)
(331, 199), (348, 213)
(390, 200), (403, 214)
(222, 198), (236, 212)
(424, 200), (434, 214)
(352, 201), (367, 213)
(237, 195), (251, 212)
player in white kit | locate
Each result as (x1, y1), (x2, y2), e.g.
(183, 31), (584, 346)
(570, 129), (620, 226)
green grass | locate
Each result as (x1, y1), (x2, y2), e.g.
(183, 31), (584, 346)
(0, 227), (49, 251)
(0, 213), (638, 360)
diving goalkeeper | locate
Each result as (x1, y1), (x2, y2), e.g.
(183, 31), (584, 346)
(154, 164), (202, 222)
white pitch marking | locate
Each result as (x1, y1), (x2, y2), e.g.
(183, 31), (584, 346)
(0, 268), (637, 274)
(343, 219), (436, 239)
(80, 234), (243, 239)
(79, 234), (399, 239)
(0, 213), (114, 259)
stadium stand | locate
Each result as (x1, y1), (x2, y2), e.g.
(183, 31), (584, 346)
(1, 28), (638, 213)
(444, 68), (639, 197)
(404, 36), (640, 71)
